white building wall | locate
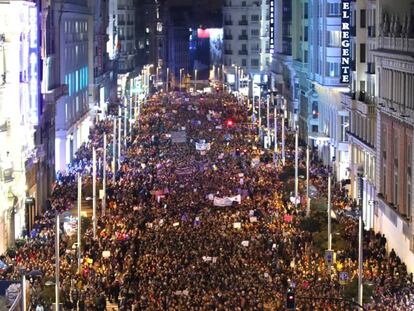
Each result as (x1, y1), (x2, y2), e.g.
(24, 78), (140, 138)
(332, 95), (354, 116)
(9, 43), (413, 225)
(0, 1), (40, 252)
(223, 0), (270, 87)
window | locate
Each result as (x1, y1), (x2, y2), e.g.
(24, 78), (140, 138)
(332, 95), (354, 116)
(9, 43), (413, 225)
(304, 3), (308, 19)
(242, 1), (246, 6)
(360, 9), (366, 28)
(327, 30), (340, 47)
(327, 3), (340, 16)
(251, 15), (259, 22)
(242, 59), (247, 66)
(251, 29), (260, 36)
(304, 50), (308, 63)
(326, 62), (340, 77)
(304, 26), (308, 41)
(360, 44), (366, 63)
(75, 70), (79, 93)
(251, 59), (259, 67)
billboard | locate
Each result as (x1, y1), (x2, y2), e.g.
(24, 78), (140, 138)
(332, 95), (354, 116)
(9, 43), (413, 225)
(190, 28), (223, 80)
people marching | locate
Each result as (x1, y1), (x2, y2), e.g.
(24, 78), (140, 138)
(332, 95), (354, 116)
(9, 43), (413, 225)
(0, 92), (413, 310)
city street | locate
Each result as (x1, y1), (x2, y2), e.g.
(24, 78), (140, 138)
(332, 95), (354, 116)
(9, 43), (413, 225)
(1, 92), (413, 310)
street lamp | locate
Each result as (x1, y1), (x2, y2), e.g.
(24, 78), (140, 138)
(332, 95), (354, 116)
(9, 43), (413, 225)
(306, 132), (330, 217)
(166, 67), (169, 93)
(294, 125), (299, 209)
(357, 166), (364, 310)
(21, 269), (43, 311)
(194, 68), (197, 91)
(179, 68), (184, 91)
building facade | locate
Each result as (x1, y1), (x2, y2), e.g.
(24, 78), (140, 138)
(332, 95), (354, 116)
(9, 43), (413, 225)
(53, 0), (92, 172)
(223, 0), (271, 92)
(373, 0), (414, 273)
(89, 0), (112, 114)
(0, 0), (41, 253)
(343, 0), (377, 230)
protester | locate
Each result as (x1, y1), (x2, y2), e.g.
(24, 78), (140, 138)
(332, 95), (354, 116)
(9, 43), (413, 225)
(1, 92), (413, 310)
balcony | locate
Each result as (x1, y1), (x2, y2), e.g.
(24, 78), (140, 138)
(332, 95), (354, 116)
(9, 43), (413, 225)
(368, 26), (376, 38)
(238, 35), (248, 40)
(224, 20), (233, 26)
(224, 49), (233, 55)
(367, 62), (375, 74)
(377, 36), (414, 54)
(239, 20), (248, 26)
(238, 50), (248, 55)
(224, 35), (233, 40)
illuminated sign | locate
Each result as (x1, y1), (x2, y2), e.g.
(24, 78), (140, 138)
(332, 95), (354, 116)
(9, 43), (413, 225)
(28, 5), (38, 125)
(269, 0), (274, 54)
(340, 0), (350, 83)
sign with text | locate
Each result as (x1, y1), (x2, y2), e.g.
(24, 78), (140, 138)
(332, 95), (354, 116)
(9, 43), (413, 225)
(340, 0), (351, 83)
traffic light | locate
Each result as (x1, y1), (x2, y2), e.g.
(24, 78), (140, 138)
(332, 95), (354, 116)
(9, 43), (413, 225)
(225, 118), (234, 127)
(286, 291), (295, 310)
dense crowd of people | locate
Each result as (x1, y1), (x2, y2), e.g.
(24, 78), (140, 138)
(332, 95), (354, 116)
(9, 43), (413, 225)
(1, 92), (414, 310)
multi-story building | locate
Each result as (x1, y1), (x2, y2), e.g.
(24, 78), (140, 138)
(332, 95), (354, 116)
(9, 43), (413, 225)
(0, 0), (41, 252)
(274, 0), (349, 180)
(373, 0), (414, 272)
(167, 6), (191, 82)
(89, 0), (112, 113)
(52, 0), (92, 172)
(107, 0), (137, 73)
(223, 0), (270, 92)
(135, 0), (166, 77)
(343, 0), (377, 230)
(272, 0), (295, 125)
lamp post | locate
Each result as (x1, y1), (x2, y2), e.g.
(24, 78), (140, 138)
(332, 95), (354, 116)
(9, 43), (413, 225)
(357, 166), (364, 310)
(273, 102), (278, 163)
(294, 125), (299, 209)
(92, 147), (96, 238)
(166, 67), (169, 93)
(306, 133), (331, 218)
(306, 138), (310, 217)
(55, 214), (60, 310)
(327, 168), (332, 250)
(221, 64), (225, 91)
(194, 69), (197, 91)
(281, 99), (286, 166)
(117, 107), (121, 169)
(266, 96), (270, 148)
(77, 173), (81, 270)
(179, 68), (184, 91)
(102, 133), (107, 216)
(112, 117), (116, 183)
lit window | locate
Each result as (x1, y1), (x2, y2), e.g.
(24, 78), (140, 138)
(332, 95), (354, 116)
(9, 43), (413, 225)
(146, 27), (150, 33)
(76, 70), (79, 92)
